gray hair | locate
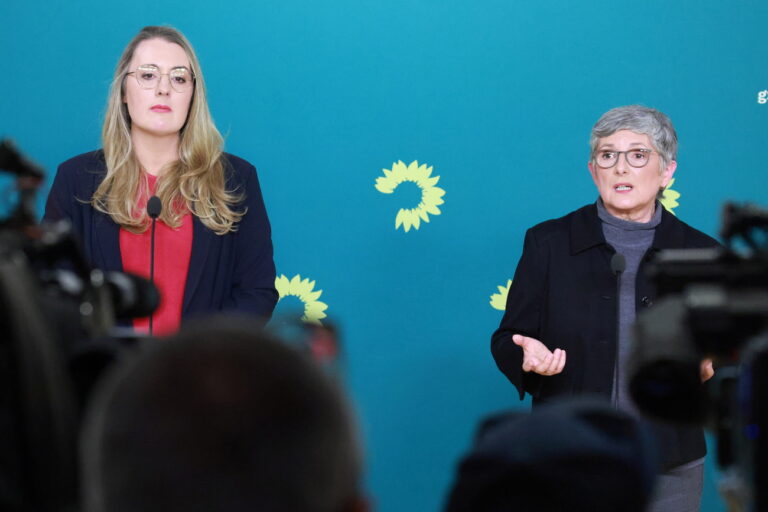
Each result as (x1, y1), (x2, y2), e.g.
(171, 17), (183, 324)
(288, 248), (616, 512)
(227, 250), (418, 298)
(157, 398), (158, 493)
(590, 105), (678, 170)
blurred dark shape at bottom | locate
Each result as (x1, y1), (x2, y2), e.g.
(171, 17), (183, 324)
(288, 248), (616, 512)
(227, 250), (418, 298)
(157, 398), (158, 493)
(80, 315), (366, 512)
(445, 398), (657, 512)
(0, 139), (158, 512)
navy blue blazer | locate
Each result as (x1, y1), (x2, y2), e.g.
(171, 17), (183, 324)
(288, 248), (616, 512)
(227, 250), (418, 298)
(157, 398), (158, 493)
(491, 203), (719, 470)
(44, 151), (278, 322)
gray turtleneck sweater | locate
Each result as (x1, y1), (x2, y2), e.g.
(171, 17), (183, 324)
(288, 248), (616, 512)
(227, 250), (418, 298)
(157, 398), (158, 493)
(596, 199), (705, 512)
(596, 199), (661, 414)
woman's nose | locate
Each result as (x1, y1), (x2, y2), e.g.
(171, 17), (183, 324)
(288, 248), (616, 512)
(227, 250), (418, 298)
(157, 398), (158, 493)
(614, 153), (630, 174)
(155, 74), (171, 95)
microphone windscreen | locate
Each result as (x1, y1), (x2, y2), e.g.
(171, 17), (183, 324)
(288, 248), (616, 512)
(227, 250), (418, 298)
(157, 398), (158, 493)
(611, 253), (626, 275)
(147, 196), (162, 219)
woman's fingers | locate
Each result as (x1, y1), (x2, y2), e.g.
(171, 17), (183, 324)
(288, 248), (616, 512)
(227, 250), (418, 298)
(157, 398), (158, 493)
(514, 334), (548, 358)
(513, 333), (565, 375)
(537, 349), (566, 376)
(522, 356), (540, 372)
(533, 352), (553, 373)
(553, 349), (566, 374)
(513, 334), (539, 350)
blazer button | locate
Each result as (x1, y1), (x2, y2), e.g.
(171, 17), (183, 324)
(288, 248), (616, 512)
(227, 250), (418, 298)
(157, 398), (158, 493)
(641, 296), (652, 307)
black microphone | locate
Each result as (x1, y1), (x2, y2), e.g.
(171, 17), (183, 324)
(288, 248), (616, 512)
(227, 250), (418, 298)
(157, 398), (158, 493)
(610, 253), (626, 406)
(147, 196), (162, 219)
(610, 253), (626, 275)
(146, 196), (162, 335)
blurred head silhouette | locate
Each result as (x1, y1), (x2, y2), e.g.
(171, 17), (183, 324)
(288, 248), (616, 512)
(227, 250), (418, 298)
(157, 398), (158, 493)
(81, 315), (365, 512)
(445, 398), (658, 512)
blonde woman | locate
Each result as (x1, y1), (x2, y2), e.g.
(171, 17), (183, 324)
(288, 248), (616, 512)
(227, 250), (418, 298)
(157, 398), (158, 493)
(45, 26), (277, 335)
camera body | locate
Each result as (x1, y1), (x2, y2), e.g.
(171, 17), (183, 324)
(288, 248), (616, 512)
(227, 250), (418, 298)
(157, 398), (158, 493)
(629, 203), (768, 511)
(0, 139), (158, 511)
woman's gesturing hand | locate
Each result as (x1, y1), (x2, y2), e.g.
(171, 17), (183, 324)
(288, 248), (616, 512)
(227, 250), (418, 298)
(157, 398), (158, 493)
(512, 334), (566, 376)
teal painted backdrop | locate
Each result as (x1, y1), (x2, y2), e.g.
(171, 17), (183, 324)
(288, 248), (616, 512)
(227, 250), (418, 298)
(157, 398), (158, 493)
(2, 1), (767, 510)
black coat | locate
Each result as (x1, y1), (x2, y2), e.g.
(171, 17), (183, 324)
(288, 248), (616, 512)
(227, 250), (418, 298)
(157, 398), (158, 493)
(491, 203), (719, 470)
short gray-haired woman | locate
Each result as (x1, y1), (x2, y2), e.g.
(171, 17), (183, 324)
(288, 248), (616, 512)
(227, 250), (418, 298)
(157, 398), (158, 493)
(492, 105), (717, 511)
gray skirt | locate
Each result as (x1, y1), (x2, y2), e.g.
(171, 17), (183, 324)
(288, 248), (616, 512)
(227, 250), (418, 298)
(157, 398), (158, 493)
(646, 458), (704, 512)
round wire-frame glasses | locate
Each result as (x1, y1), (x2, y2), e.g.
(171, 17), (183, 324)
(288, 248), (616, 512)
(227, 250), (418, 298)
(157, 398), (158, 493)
(593, 149), (656, 169)
(125, 64), (195, 93)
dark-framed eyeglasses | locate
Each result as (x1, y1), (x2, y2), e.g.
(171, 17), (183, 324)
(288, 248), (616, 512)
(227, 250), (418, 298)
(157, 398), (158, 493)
(125, 64), (195, 93)
(593, 149), (655, 169)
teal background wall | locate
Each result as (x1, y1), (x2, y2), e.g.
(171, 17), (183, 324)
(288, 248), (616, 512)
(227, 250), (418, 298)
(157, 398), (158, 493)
(2, 1), (767, 510)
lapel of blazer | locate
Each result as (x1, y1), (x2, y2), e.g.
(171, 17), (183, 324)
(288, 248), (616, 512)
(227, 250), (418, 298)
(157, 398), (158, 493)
(570, 202), (606, 255)
(89, 159), (123, 272)
(650, 207), (684, 249)
(182, 215), (214, 313)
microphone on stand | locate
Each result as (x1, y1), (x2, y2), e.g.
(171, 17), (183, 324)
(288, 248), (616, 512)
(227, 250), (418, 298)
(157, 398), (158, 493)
(146, 196), (162, 336)
(610, 253), (626, 276)
(610, 253), (626, 406)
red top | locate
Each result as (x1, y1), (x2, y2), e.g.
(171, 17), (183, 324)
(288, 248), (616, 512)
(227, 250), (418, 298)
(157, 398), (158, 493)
(119, 173), (193, 336)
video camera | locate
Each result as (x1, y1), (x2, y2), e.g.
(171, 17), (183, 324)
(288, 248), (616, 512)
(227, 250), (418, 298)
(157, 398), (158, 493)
(629, 202), (768, 512)
(0, 139), (159, 512)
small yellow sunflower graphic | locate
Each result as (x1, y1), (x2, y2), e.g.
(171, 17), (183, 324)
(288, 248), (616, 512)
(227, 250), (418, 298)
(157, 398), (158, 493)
(274, 274), (328, 324)
(374, 160), (446, 232)
(489, 279), (512, 311)
(660, 178), (680, 215)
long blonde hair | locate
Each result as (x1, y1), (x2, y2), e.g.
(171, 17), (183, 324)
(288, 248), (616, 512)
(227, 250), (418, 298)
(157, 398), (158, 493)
(94, 25), (243, 235)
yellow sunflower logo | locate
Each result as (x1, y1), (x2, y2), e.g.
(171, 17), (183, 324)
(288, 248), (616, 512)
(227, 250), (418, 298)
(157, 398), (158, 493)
(374, 160), (446, 232)
(274, 274), (328, 324)
(489, 279), (512, 311)
(660, 178), (680, 215)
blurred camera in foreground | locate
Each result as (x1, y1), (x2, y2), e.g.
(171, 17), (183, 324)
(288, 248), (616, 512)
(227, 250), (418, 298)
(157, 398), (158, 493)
(629, 202), (768, 511)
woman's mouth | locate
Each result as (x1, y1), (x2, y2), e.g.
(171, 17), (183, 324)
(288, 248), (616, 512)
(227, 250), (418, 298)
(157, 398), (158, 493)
(614, 184), (633, 192)
(151, 105), (172, 113)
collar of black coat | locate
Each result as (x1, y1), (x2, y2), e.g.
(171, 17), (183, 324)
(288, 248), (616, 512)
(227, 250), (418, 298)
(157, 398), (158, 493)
(569, 201), (688, 255)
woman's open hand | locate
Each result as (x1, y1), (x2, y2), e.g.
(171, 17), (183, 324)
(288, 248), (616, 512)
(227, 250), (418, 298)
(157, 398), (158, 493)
(512, 334), (566, 376)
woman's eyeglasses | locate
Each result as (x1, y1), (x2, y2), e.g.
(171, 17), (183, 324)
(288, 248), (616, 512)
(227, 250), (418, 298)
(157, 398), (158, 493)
(125, 64), (195, 93)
